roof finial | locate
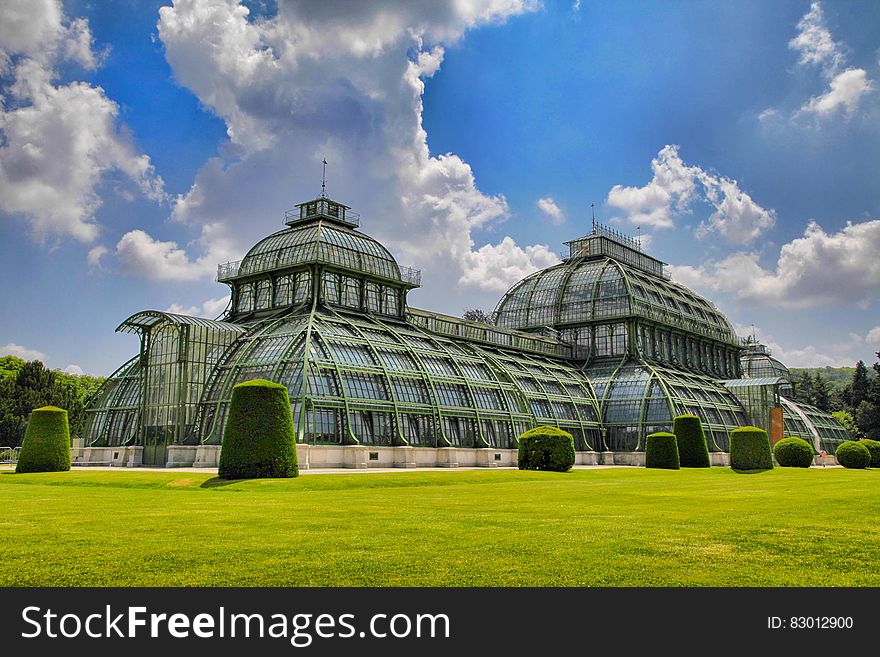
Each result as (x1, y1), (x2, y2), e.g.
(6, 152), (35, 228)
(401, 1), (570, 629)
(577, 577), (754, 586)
(321, 157), (328, 198)
(591, 203), (596, 233)
(637, 225), (641, 250)
(751, 323), (757, 343)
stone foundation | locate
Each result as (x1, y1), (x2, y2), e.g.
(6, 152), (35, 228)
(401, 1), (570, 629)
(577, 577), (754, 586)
(70, 445), (840, 469)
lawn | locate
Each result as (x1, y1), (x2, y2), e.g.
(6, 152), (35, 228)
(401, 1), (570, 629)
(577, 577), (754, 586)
(1, 467), (878, 586)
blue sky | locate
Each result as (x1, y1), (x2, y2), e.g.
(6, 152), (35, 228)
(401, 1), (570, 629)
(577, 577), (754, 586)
(1, 0), (878, 375)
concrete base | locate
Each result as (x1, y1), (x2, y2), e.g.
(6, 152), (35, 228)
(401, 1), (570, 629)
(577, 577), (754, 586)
(74, 445), (835, 469)
(71, 446), (142, 467)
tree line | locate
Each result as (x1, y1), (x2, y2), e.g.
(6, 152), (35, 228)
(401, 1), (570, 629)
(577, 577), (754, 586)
(0, 356), (105, 448)
(789, 356), (880, 439)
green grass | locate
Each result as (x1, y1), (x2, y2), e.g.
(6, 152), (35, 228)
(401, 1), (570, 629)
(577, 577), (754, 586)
(1, 467), (879, 586)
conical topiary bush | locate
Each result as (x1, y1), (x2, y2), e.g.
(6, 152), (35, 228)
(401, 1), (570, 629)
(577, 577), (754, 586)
(15, 406), (71, 473)
(218, 379), (299, 480)
(673, 414), (710, 467)
(729, 426), (773, 471)
(645, 432), (680, 470)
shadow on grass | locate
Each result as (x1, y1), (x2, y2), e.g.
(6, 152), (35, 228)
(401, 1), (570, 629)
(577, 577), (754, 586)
(731, 468), (773, 474)
(199, 476), (242, 489)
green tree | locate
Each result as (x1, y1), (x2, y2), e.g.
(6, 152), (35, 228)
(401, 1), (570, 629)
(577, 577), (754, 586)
(812, 372), (831, 411)
(832, 410), (859, 438)
(852, 360), (870, 408)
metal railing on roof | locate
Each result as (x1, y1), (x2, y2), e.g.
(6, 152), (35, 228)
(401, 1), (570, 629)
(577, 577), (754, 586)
(284, 208), (361, 227)
(399, 266), (421, 286)
(217, 252), (421, 288)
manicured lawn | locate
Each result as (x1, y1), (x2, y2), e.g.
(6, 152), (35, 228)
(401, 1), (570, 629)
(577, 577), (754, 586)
(1, 467), (878, 586)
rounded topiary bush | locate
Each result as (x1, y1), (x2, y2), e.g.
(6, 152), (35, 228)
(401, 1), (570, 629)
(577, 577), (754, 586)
(645, 432), (680, 470)
(673, 414), (710, 468)
(15, 406), (71, 473)
(773, 436), (814, 468)
(858, 439), (880, 468)
(835, 440), (871, 469)
(729, 426), (773, 471)
(219, 379), (298, 480)
(518, 426), (575, 472)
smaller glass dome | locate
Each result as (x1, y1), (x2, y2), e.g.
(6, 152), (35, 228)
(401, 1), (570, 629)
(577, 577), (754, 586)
(237, 220), (402, 282)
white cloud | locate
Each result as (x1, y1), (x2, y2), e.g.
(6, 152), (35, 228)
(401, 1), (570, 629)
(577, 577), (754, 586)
(799, 68), (873, 117)
(459, 236), (559, 292)
(0, 0), (164, 244)
(0, 342), (47, 361)
(735, 323), (854, 368)
(867, 326), (880, 347)
(62, 364), (85, 375)
(165, 295), (231, 318)
(155, 0), (541, 309)
(788, 2), (873, 119)
(87, 245), (108, 268)
(537, 196), (564, 224)
(788, 1), (844, 76)
(757, 107), (780, 121)
(669, 218), (880, 309)
(606, 145), (774, 244)
(116, 225), (236, 282)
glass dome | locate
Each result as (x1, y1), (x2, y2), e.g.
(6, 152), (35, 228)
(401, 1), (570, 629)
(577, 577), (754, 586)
(237, 220), (403, 282)
(494, 257), (738, 345)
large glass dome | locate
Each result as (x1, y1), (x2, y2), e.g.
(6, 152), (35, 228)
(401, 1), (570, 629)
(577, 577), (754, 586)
(237, 220), (403, 282)
(494, 256), (738, 345)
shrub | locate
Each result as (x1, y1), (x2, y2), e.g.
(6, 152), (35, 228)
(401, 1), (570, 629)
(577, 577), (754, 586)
(15, 406), (71, 473)
(518, 426), (575, 472)
(673, 414), (710, 468)
(219, 379), (298, 480)
(773, 437), (814, 468)
(858, 439), (880, 468)
(645, 432), (680, 470)
(835, 441), (871, 469)
(729, 426), (773, 471)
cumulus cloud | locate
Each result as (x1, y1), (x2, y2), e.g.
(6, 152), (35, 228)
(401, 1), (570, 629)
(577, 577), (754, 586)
(537, 197), (564, 224)
(866, 326), (880, 347)
(789, 2), (873, 119)
(165, 295), (231, 318)
(116, 224), (237, 282)
(1, 342), (47, 361)
(606, 145), (774, 244)
(0, 0), (165, 244)
(154, 0), (541, 304)
(669, 218), (880, 309)
(459, 236), (559, 292)
(800, 68), (873, 117)
(62, 364), (85, 375)
(734, 323), (856, 368)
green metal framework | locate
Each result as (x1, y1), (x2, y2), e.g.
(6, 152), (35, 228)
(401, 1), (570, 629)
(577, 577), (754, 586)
(82, 198), (849, 458)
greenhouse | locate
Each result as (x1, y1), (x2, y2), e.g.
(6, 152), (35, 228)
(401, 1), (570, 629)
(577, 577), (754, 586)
(79, 194), (848, 467)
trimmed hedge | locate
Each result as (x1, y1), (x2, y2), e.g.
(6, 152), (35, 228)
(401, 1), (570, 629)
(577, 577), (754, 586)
(518, 426), (575, 472)
(219, 379), (298, 480)
(773, 437), (814, 468)
(859, 439), (880, 468)
(673, 414), (710, 468)
(645, 432), (680, 470)
(16, 406), (71, 473)
(835, 440), (871, 469)
(729, 426), (773, 471)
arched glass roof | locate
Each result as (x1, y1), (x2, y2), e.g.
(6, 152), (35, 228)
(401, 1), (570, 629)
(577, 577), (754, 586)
(494, 257), (738, 344)
(781, 396), (850, 454)
(587, 359), (749, 452)
(236, 221), (402, 282)
(192, 308), (602, 451)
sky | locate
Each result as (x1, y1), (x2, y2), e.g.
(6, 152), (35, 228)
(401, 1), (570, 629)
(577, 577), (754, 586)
(0, 0), (878, 376)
